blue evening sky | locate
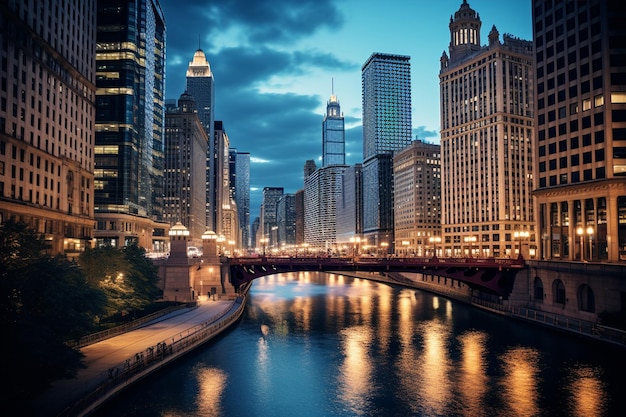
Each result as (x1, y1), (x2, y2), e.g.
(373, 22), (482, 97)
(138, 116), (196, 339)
(159, 0), (532, 217)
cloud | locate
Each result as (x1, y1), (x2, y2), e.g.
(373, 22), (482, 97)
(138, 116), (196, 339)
(412, 125), (440, 143)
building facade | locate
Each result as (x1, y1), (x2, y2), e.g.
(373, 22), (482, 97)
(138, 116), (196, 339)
(276, 193), (296, 249)
(440, 1), (534, 258)
(260, 186), (283, 249)
(94, 0), (168, 252)
(393, 140), (441, 257)
(0, 0), (96, 256)
(163, 93), (208, 247)
(361, 53), (412, 248)
(336, 164), (363, 245)
(532, 0), (626, 263)
(185, 49), (216, 232)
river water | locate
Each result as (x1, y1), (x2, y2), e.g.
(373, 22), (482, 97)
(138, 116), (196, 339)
(94, 272), (624, 417)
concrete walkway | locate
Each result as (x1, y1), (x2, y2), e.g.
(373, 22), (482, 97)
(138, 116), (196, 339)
(30, 298), (239, 417)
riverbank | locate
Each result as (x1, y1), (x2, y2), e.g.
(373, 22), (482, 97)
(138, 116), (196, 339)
(31, 286), (250, 417)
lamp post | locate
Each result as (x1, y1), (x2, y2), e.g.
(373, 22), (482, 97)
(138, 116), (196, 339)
(380, 241), (388, 258)
(429, 236), (441, 258)
(514, 231), (530, 259)
(260, 237), (268, 257)
(577, 227), (584, 261)
(349, 236), (360, 260)
(587, 226), (594, 261)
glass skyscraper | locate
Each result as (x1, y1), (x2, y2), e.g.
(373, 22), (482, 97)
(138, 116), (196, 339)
(361, 53), (412, 248)
(94, 0), (168, 251)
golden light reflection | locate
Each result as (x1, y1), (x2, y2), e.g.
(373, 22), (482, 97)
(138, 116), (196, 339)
(500, 347), (540, 417)
(567, 365), (607, 417)
(458, 331), (488, 417)
(291, 292), (313, 332)
(338, 325), (373, 414)
(418, 321), (452, 414)
(433, 296), (440, 310)
(375, 284), (394, 351)
(194, 367), (227, 416)
(395, 290), (422, 415)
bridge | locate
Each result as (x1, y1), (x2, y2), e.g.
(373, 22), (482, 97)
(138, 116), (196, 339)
(224, 256), (526, 298)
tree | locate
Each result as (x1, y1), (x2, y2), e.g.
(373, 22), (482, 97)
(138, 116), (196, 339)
(0, 220), (106, 403)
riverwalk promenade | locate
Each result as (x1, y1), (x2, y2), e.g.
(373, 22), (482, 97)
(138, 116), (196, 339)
(30, 295), (245, 417)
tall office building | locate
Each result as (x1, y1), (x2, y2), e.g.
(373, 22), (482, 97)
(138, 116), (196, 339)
(361, 53), (412, 248)
(185, 49), (216, 232)
(163, 93), (208, 247)
(276, 193), (296, 248)
(322, 88), (345, 167)
(304, 165), (347, 251)
(336, 164), (363, 244)
(260, 186), (283, 248)
(214, 121), (230, 240)
(229, 149), (250, 249)
(393, 140), (441, 256)
(94, 0), (168, 252)
(0, 0), (96, 256)
(440, 1), (534, 258)
(532, 0), (626, 263)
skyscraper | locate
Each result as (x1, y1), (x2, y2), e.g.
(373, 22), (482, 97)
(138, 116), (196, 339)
(230, 149), (251, 249)
(163, 93), (208, 246)
(322, 88), (345, 167)
(440, 1), (534, 258)
(185, 49), (216, 232)
(532, 0), (626, 263)
(361, 53), (412, 248)
(393, 140), (441, 257)
(0, 0), (96, 256)
(94, 0), (168, 252)
(260, 187), (283, 249)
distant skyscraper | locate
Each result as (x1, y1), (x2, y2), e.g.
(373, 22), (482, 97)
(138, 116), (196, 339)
(532, 0), (626, 263)
(261, 187), (284, 248)
(276, 194), (296, 247)
(361, 53), (412, 248)
(322, 88), (345, 166)
(304, 160), (317, 181)
(0, 0), (96, 256)
(186, 49), (216, 232)
(164, 93), (208, 246)
(336, 164), (363, 244)
(229, 149), (251, 248)
(214, 121), (230, 239)
(94, 0), (168, 252)
(304, 165), (347, 251)
(393, 140), (441, 256)
(440, 1), (533, 258)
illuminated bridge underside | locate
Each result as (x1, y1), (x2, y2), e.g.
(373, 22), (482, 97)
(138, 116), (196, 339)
(226, 257), (526, 298)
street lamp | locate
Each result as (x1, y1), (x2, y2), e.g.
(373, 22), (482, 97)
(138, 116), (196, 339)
(577, 227), (584, 261)
(349, 236), (361, 260)
(514, 231), (530, 259)
(260, 237), (268, 257)
(429, 236), (441, 258)
(380, 241), (388, 258)
(587, 226), (594, 261)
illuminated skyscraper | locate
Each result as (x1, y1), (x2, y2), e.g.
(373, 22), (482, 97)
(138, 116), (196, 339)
(229, 149), (251, 248)
(94, 0), (168, 251)
(322, 88), (345, 167)
(185, 49), (217, 232)
(361, 53), (412, 248)
(163, 93), (208, 247)
(0, 0), (96, 255)
(440, 1), (533, 258)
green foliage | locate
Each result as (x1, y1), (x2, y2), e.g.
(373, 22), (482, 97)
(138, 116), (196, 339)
(0, 220), (106, 402)
(78, 244), (162, 318)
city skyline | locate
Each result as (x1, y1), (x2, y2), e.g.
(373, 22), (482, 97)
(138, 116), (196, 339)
(159, 0), (532, 212)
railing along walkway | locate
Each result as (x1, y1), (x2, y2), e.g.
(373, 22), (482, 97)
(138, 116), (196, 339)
(472, 298), (626, 348)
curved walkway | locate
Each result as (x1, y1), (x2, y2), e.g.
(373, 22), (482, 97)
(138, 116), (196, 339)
(30, 297), (244, 417)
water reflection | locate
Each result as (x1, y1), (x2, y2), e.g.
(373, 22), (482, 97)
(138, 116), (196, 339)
(194, 367), (227, 417)
(457, 331), (489, 417)
(567, 365), (607, 417)
(500, 347), (540, 417)
(338, 325), (374, 414)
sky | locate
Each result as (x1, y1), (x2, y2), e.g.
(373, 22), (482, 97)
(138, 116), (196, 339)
(158, 0), (532, 218)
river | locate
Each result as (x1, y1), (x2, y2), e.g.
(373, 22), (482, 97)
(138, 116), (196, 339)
(93, 271), (625, 416)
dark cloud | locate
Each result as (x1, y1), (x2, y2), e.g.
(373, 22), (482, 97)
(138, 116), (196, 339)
(412, 125), (440, 142)
(159, 0), (355, 216)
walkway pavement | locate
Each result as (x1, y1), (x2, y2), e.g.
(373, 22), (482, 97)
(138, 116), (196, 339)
(30, 299), (237, 417)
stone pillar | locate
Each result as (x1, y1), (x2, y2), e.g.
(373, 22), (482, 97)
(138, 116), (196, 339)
(197, 230), (224, 299)
(162, 222), (193, 302)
